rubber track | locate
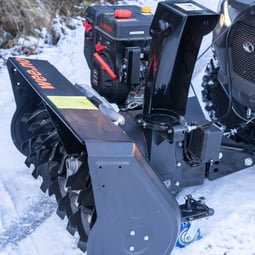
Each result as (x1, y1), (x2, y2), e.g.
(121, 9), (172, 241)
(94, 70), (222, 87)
(201, 56), (221, 120)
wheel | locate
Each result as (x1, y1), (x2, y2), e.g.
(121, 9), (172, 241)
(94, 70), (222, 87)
(176, 222), (201, 248)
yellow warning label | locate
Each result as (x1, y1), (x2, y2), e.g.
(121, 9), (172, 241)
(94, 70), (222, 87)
(47, 96), (97, 110)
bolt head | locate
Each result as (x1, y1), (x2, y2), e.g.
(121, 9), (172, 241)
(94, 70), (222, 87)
(130, 230), (135, 236)
(176, 161), (181, 167)
(129, 246), (135, 252)
(144, 235), (149, 241)
(244, 157), (253, 167)
(175, 181), (180, 187)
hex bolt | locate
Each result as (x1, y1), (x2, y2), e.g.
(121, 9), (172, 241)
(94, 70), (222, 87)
(17, 82), (21, 86)
(244, 157), (253, 167)
(144, 235), (149, 241)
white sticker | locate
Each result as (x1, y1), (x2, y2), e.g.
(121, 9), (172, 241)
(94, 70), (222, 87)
(175, 3), (203, 12)
(129, 31), (145, 35)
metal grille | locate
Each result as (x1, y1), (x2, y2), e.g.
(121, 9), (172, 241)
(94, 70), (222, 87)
(231, 22), (255, 83)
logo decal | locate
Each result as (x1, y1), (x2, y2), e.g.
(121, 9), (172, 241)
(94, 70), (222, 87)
(16, 58), (55, 89)
(243, 41), (254, 54)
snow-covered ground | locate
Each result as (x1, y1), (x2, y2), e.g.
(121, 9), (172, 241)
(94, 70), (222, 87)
(1, 1), (255, 255)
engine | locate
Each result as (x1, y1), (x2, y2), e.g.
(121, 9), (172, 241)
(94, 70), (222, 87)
(83, 5), (153, 105)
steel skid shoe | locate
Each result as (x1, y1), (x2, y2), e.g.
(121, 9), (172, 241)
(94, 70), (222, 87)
(176, 195), (214, 248)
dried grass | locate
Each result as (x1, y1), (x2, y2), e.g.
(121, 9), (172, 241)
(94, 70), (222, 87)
(0, 0), (91, 38)
(0, 0), (50, 37)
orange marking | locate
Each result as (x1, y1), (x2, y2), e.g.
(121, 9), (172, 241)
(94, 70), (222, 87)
(16, 58), (55, 89)
(93, 53), (117, 79)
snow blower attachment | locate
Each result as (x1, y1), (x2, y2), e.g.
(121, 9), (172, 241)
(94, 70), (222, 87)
(11, 0), (255, 254)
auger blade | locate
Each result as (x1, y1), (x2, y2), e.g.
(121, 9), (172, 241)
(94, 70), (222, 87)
(67, 206), (94, 252)
(37, 161), (59, 192)
(78, 188), (94, 208)
(22, 137), (38, 162)
(57, 190), (79, 219)
(21, 108), (49, 125)
(33, 131), (59, 151)
(48, 176), (67, 201)
(66, 167), (87, 191)
(23, 140), (51, 170)
(29, 118), (53, 134)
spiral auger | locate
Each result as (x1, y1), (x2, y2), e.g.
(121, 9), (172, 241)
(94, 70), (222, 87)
(20, 105), (61, 182)
(11, 99), (96, 252)
(60, 153), (96, 251)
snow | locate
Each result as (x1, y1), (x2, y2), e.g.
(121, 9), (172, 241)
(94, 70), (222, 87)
(1, 1), (255, 255)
